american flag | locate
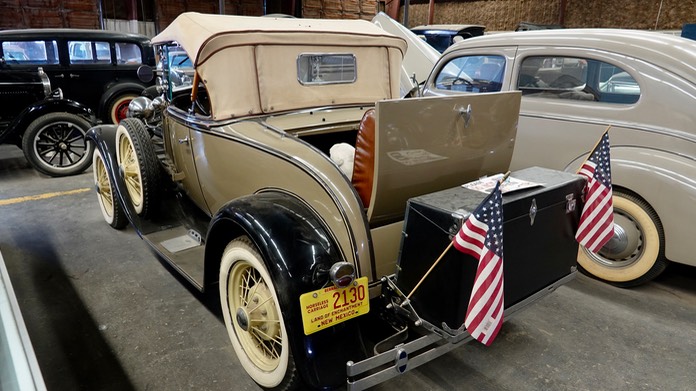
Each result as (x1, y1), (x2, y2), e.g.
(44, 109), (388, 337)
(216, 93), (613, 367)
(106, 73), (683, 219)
(453, 182), (504, 346)
(575, 131), (615, 253)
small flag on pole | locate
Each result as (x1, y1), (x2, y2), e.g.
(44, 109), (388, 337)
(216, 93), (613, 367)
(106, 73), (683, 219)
(453, 182), (504, 346)
(575, 130), (615, 253)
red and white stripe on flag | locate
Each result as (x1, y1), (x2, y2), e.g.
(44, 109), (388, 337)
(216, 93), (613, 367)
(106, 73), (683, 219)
(453, 183), (504, 346)
(575, 131), (615, 253)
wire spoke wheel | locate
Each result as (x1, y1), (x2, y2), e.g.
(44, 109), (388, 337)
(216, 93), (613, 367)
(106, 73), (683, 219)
(231, 263), (283, 369)
(219, 237), (299, 390)
(22, 112), (93, 177)
(117, 129), (144, 210)
(114, 118), (160, 218)
(92, 149), (127, 229)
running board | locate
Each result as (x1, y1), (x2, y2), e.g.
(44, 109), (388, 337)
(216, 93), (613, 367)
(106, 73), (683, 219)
(144, 226), (206, 290)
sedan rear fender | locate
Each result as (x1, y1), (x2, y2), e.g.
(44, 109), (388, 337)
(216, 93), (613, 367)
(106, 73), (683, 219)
(566, 146), (696, 266)
(204, 191), (366, 388)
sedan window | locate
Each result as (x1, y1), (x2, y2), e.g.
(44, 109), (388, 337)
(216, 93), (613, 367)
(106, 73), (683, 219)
(115, 42), (142, 65)
(1, 40), (59, 65)
(517, 56), (639, 104)
(434, 55), (505, 93)
(68, 41), (111, 64)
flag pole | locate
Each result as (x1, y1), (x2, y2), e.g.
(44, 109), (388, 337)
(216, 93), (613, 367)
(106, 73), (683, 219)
(404, 242), (453, 302)
(402, 171), (511, 303)
(577, 125), (612, 174)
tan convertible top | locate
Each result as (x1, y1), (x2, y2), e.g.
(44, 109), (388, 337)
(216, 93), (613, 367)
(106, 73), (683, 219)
(153, 13), (408, 120)
(154, 12), (407, 65)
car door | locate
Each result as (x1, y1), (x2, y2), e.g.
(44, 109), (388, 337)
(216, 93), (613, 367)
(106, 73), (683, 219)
(508, 46), (643, 172)
(57, 39), (114, 106)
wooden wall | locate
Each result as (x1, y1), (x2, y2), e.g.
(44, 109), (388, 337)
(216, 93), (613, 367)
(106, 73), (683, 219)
(1, 1), (694, 32)
(0, 0), (100, 29)
(302, 0), (378, 20)
(402, 0), (696, 31)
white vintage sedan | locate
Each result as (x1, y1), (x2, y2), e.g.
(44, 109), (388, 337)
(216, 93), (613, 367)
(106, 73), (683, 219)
(406, 27), (696, 287)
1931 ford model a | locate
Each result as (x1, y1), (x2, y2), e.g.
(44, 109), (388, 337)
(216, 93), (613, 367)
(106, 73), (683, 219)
(88, 13), (586, 390)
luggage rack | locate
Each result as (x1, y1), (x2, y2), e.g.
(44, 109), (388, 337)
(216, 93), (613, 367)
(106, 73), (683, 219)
(345, 271), (577, 390)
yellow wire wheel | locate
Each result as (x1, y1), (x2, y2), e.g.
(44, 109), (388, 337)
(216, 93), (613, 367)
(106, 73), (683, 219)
(114, 118), (160, 218)
(93, 149), (127, 229)
(219, 237), (299, 390)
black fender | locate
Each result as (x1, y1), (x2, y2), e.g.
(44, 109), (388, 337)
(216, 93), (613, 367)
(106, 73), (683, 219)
(86, 124), (144, 234)
(99, 81), (148, 116)
(1, 98), (95, 144)
(204, 192), (368, 389)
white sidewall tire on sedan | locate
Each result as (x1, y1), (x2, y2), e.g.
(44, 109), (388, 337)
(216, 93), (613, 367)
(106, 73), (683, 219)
(115, 118), (160, 218)
(107, 93), (138, 124)
(219, 237), (298, 390)
(577, 191), (667, 287)
(21, 112), (94, 177)
(93, 149), (128, 229)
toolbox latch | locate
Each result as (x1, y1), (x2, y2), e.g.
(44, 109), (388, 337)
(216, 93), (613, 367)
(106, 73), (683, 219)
(565, 193), (577, 214)
(529, 198), (537, 225)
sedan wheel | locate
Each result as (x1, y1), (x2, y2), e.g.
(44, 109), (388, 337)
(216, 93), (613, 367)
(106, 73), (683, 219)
(577, 190), (667, 287)
(115, 118), (160, 218)
(21, 112), (94, 177)
(219, 237), (299, 390)
(107, 93), (138, 124)
(93, 149), (127, 229)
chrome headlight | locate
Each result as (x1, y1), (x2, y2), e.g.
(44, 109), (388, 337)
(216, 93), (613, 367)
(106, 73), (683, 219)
(128, 96), (153, 119)
(38, 67), (52, 97)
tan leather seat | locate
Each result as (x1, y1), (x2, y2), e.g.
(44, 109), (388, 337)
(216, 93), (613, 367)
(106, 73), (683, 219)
(352, 109), (376, 208)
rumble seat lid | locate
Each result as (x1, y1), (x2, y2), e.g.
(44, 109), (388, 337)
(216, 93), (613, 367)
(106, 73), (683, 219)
(367, 91), (521, 225)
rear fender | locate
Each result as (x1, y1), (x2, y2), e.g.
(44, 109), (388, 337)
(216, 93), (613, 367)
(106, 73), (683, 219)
(204, 191), (367, 389)
(566, 146), (696, 266)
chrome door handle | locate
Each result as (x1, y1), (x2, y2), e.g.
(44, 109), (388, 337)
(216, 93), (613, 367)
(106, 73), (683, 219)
(69, 74), (79, 78)
(178, 136), (189, 145)
(54, 74), (64, 78)
(455, 104), (472, 127)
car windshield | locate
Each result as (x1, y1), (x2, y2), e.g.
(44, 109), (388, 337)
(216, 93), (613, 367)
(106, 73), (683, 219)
(434, 55), (505, 93)
(163, 46), (195, 93)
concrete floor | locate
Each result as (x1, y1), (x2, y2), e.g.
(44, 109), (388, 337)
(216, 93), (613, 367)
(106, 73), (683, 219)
(1, 144), (695, 391)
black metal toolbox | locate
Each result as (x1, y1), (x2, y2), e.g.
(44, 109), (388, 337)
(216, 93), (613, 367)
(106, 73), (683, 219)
(395, 167), (585, 330)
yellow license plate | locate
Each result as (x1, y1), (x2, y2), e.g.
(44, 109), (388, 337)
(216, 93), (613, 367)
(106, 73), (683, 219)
(299, 277), (369, 335)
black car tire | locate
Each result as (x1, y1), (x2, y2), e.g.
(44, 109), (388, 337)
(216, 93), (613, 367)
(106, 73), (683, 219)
(21, 112), (94, 177)
(115, 118), (161, 218)
(93, 148), (128, 229)
(106, 93), (138, 124)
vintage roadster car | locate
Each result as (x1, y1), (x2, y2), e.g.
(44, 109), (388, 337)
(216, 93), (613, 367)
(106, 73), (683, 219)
(396, 26), (696, 287)
(88, 13), (587, 390)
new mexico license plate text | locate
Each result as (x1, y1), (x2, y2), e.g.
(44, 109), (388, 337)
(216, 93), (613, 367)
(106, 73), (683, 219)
(299, 277), (369, 335)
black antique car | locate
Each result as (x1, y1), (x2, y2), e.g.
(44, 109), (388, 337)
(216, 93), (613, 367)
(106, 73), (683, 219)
(0, 66), (95, 176)
(0, 28), (155, 124)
